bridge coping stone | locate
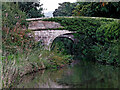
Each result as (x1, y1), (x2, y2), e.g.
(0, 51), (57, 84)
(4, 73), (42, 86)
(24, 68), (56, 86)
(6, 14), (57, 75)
(28, 21), (63, 30)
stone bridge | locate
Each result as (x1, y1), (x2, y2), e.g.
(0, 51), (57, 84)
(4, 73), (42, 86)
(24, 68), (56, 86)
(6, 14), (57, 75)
(27, 18), (76, 50)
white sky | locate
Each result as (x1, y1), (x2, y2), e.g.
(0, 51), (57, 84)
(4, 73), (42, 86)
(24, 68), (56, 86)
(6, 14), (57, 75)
(40, 0), (77, 13)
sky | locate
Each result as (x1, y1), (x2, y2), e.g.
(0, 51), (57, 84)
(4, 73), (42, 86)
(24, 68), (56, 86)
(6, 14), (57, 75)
(40, 0), (77, 13)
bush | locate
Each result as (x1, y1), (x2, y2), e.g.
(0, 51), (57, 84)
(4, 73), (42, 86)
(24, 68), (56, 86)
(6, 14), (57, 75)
(43, 17), (120, 66)
(96, 20), (120, 42)
(2, 2), (36, 55)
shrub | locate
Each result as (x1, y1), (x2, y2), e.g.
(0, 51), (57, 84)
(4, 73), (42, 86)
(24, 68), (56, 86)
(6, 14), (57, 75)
(2, 2), (36, 55)
(43, 17), (120, 66)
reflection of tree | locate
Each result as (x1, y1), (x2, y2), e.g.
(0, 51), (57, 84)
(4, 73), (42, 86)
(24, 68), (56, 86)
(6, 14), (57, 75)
(57, 62), (97, 85)
(16, 68), (69, 88)
(57, 61), (120, 88)
(16, 61), (120, 88)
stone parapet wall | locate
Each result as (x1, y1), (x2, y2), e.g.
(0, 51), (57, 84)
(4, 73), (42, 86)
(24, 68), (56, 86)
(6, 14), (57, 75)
(28, 21), (63, 30)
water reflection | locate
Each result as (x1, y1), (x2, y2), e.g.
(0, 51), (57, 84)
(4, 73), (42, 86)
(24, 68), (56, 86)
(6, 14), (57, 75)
(15, 60), (120, 88)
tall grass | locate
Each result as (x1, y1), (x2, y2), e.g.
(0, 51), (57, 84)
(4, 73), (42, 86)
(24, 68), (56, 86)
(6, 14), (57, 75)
(2, 45), (73, 88)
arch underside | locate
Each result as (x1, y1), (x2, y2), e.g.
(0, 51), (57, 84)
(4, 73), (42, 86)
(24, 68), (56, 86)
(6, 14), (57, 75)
(50, 36), (75, 54)
(49, 34), (76, 50)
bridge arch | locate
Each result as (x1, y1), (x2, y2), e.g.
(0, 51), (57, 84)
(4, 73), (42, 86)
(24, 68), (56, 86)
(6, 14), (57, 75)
(50, 33), (76, 54)
(26, 19), (78, 50)
(33, 30), (76, 49)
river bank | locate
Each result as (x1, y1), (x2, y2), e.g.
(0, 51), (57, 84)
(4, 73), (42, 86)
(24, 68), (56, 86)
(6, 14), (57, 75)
(2, 49), (73, 88)
(13, 60), (120, 88)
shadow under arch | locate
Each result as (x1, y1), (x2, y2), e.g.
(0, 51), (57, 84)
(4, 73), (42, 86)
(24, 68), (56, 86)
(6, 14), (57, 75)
(50, 33), (76, 55)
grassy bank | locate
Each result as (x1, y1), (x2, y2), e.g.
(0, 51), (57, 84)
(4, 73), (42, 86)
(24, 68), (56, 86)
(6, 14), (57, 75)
(2, 47), (73, 88)
(43, 17), (120, 66)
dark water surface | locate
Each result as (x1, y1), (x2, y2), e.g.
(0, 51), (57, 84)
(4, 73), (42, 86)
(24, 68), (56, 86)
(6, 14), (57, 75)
(15, 60), (120, 88)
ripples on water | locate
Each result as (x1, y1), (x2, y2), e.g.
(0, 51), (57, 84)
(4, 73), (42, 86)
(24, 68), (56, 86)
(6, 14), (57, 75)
(15, 60), (120, 88)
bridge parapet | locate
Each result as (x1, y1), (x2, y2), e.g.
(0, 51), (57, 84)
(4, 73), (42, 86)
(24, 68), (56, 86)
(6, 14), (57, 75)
(28, 21), (63, 30)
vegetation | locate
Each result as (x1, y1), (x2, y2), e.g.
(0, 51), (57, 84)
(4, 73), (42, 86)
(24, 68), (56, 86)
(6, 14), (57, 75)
(2, 2), (72, 88)
(2, 48), (72, 87)
(53, 2), (120, 19)
(43, 17), (120, 66)
(53, 2), (77, 17)
(2, 2), (31, 54)
(51, 38), (74, 55)
(73, 2), (120, 19)
(13, 60), (120, 88)
(18, 1), (44, 18)
(2, 2), (35, 87)
(2, 1), (120, 88)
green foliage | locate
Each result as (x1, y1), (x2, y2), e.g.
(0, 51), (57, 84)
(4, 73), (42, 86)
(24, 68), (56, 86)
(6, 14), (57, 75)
(53, 2), (77, 17)
(18, 2), (44, 18)
(73, 2), (120, 19)
(2, 45), (73, 87)
(51, 38), (74, 55)
(2, 2), (36, 55)
(2, 2), (27, 29)
(52, 2), (120, 18)
(43, 17), (120, 66)
(2, 2), (74, 88)
(91, 42), (119, 65)
(72, 2), (92, 16)
(96, 20), (120, 42)
(44, 51), (73, 69)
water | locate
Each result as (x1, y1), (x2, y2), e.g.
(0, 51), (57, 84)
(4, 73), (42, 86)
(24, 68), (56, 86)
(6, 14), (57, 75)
(15, 60), (120, 88)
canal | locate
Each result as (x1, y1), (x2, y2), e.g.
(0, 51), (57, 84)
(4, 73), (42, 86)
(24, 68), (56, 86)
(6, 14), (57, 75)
(15, 60), (120, 88)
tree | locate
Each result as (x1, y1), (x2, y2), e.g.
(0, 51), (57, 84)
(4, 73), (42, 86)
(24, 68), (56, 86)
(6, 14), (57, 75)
(18, 1), (44, 18)
(53, 2), (77, 17)
(72, 2), (120, 19)
(2, 2), (35, 54)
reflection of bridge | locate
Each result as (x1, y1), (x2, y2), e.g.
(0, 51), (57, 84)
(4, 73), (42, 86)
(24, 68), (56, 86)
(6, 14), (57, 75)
(27, 18), (76, 50)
